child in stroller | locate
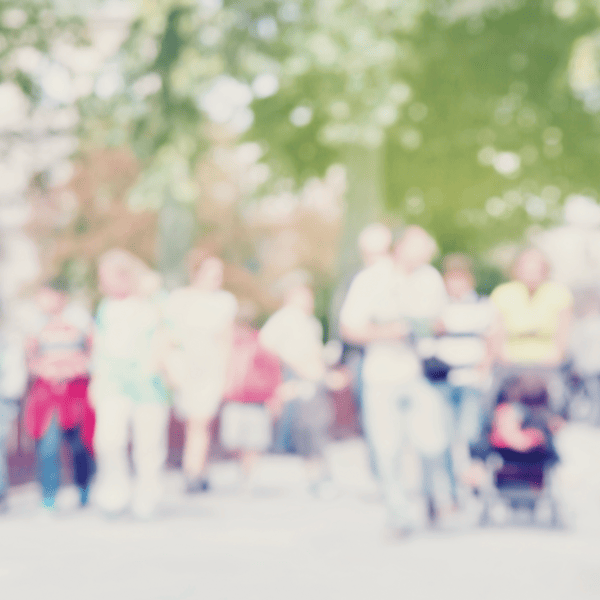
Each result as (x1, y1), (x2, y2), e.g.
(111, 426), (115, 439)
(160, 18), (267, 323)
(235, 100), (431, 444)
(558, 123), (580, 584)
(469, 375), (563, 526)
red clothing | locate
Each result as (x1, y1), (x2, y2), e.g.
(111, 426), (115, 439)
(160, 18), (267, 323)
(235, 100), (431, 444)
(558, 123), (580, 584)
(25, 377), (95, 453)
(224, 325), (281, 404)
(489, 403), (545, 451)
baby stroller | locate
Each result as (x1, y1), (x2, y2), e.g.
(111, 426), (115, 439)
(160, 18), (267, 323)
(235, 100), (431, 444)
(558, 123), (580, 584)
(471, 375), (563, 528)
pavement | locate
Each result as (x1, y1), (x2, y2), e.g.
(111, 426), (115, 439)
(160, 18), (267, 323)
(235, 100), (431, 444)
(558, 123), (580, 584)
(1, 437), (600, 600)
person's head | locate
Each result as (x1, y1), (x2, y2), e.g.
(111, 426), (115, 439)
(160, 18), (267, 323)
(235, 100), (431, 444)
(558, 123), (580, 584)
(188, 249), (224, 291)
(275, 269), (315, 315)
(443, 254), (475, 299)
(137, 268), (162, 299)
(358, 223), (392, 267)
(393, 225), (438, 273)
(98, 249), (137, 299)
(285, 284), (315, 315)
(512, 247), (550, 293)
(37, 278), (69, 315)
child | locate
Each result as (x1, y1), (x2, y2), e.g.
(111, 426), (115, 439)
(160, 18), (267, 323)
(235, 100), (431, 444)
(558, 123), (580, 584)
(220, 313), (281, 491)
(24, 279), (95, 511)
(91, 250), (170, 519)
(163, 250), (237, 493)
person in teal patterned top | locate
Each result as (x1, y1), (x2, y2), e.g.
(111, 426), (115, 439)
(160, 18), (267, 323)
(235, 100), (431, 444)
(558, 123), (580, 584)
(90, 249), (171, 520)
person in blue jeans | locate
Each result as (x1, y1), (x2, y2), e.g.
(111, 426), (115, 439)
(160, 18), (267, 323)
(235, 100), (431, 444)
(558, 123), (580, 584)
(36, 415), (94, 510)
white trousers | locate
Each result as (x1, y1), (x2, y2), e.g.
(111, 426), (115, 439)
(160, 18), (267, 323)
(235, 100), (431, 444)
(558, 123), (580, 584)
(93, 398), (170, 518)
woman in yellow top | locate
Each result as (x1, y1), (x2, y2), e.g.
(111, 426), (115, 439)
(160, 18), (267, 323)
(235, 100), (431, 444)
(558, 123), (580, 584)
(487, 246), (573, 424)
(463, 248), (572, 491)
(490, 248), (573, 368)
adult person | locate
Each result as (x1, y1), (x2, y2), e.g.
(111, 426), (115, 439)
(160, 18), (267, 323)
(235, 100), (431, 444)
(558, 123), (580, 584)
(0, 302), (27, 513)
(220, 312), (281, 491)
(339, 226), (450, 535)
(24, 279), (95, 512)
(465, 248), (573, 489)
(91, 250), (170, 519)
(339, 224), (393, 409)
(429, 255), (495, 487)
(488, 247), (573, 412)
(259, 271), (334, 496)
(164, 250), (237, 493)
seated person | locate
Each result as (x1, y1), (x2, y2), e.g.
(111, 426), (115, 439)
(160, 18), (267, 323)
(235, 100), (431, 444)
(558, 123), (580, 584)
(469, 377), (561, 489)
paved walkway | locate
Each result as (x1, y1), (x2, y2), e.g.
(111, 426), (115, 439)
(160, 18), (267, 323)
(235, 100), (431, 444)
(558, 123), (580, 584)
(1, 438), (599, 600)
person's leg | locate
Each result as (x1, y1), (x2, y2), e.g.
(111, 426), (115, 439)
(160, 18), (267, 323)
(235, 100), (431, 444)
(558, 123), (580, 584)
(93, 390), (132, 514)
(237, 404), (272, 489)
(62, 426), (94, 507)
(296, 391), (334, 491)
(36, 414), (62, 509)
(407, 379), (454, 517)
(131, 402), (170, 518)
(272, 401), (297, 454)
(182, 416), (212, 490)
(362, 381), (414, 531)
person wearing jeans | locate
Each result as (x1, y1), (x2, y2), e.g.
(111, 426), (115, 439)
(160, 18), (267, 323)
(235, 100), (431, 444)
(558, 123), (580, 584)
(340, 226), (450, 535)
(24, 282), (95, 511)
(36, 414), (94, 509)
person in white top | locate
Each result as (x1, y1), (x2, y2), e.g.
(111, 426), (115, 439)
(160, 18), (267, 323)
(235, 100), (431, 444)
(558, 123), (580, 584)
(91, 250), (170, 519)
(259, 272), (334, 495)
(340, 226), (450, 534)
(0, 302), (27, 512)
(164, 250), (237, 493)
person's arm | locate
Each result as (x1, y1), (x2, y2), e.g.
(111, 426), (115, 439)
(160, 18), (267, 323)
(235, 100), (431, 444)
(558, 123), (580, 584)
(339, 272), (409, 345)
(547, 304), (572, 366)
(486, 303), (507, 365)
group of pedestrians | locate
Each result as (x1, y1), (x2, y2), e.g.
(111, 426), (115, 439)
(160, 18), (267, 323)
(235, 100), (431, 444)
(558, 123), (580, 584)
(339, 224), (575, 535)
(0, 222), (590, 535)
(0, 247), (337, 518)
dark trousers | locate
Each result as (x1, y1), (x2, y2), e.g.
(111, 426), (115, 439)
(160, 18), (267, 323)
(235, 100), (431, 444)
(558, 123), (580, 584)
(36, 415), (94, 502)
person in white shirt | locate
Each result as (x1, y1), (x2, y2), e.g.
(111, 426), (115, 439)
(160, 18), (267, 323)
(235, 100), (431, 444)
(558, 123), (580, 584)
(259, 272), (334, 495)
(91, 250), (170, 519)
(429, 254), (495, 488)
(163, 251), (237, 493)
(0, 303), (27, 512)
(340, 226), (450, 534)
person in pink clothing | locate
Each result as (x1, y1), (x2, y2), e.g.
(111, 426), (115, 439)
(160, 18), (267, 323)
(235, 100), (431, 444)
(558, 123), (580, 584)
(220, 317), (282, 489)
(24, 278), (95, 511)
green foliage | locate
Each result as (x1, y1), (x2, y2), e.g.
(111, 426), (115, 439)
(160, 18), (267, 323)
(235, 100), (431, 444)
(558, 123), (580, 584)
(385, 1), (600, 255)
(18, 0), (600, 266)
(0, 0), (87, 96)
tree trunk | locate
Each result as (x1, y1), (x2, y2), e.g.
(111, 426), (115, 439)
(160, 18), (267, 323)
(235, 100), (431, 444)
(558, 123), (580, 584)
(156, 200), (197, 290)
(328, 143), (386, 338)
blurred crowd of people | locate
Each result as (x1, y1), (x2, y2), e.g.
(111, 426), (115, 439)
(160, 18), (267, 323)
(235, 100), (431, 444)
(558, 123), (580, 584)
(0, 223), (598, 534)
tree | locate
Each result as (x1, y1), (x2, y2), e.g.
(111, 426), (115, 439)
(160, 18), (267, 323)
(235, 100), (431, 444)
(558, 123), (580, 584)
(385, 0), (600, 260)
(76, 0), (428, 282)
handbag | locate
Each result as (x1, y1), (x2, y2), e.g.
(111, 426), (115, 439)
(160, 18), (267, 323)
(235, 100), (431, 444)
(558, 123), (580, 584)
(422, 355), (451, 382)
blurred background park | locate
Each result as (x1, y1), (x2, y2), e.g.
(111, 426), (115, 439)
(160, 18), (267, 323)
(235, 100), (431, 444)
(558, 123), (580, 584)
(4, 0), (600, 327)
